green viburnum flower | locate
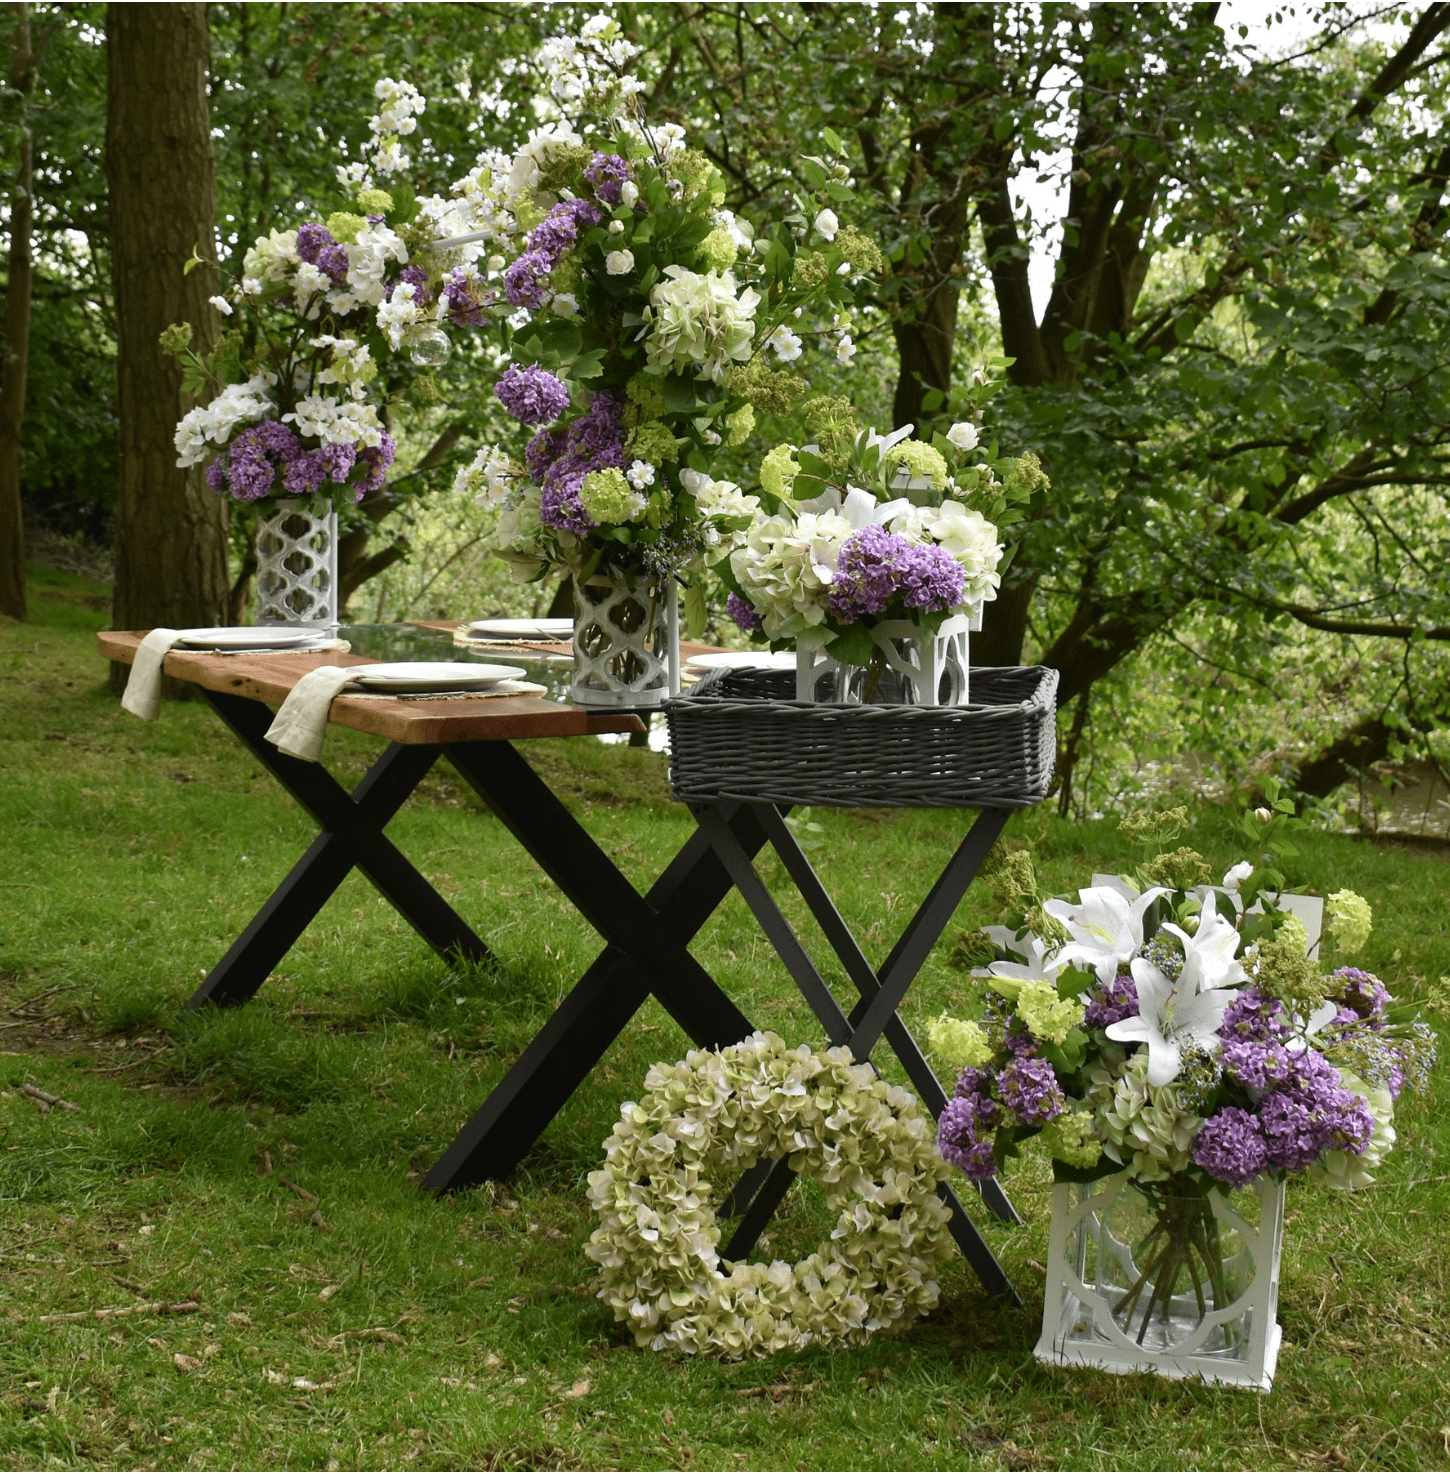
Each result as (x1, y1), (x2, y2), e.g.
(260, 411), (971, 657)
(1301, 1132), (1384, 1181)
(625, 373), (666, 425)
(1326, 888), (1373, 956)
(326, 211), (368, 243)
(512, 194), (547, 235)
(698, 227), (739, 272)
(536, 142), (593, 195)
(759, 443), (801, 500)
(1002, 451), (1051, 499)
(627, 421), (680, 464)
(801, 395), (859, 468)
(158, 322), (193, 356)
(409, 372), (442, 406)
(791, 252), (830, 291)
(834, 226), (886, 278)
(356, 188), (394, 215)
(992, 849), (1038, 910)
(926, 1013), (993, 1072)
(1119, 805), (1189, 847)
(725, 403), (756, 447)
(881, 439), (950, 491)
(1039, 1109), (1103, 1170)
(1252, 915), (1328, 1013)
(1429, 976), (1450, 1017)
(579, 467), (647, 524)
(1015, 979), (1084, 1046)
(1139, 846), (1213, 889)
(730, 359), (807, 416)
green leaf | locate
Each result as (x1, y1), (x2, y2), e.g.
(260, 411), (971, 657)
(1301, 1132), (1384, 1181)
(684, 582), (708, 639)
(824, 624), (874, 667)
(661, 373), (699, 413)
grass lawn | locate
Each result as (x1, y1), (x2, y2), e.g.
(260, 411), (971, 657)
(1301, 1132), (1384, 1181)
(2, 565), (1447, 1471)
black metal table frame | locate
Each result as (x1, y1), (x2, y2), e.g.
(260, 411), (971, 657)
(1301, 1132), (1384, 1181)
(186, 686), (1020, 1300)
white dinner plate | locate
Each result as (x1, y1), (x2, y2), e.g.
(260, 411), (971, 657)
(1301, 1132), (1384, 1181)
(686, 651), (797, 671)
(348, 661), (526, 694)
(176, 626), (321, 651)
(466, 618), (573, 640)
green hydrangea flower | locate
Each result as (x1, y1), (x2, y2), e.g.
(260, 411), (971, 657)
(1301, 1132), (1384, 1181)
(355, 188), (394, 215)
(627, 421), (680, 464)
(881, 439), (950, 491)
(698, 227), (739, 272)
(925, 1013), (993, 1072)
(327, 212), (368, 243)
(1039, 1110), (1102, 1170)
(1326, 889), (1373, 956)
(730, 360), (807, 416)
(625, 373), (666, 425)
(579, 467), (646, 524)
(1015, 979), (1084, 1046)
(759, 443), (801, 500)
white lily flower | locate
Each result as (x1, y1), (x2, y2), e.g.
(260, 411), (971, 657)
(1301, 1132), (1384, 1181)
(792, 484), (912, 530)
(986, 928), (1062, 986)
(1107, 956), (1238, 1087)
(1044, 883), (1171, 986)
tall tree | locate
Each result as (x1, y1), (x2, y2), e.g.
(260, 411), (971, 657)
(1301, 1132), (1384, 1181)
(105, 1), (227, 693)
(0, 1), (37, 620)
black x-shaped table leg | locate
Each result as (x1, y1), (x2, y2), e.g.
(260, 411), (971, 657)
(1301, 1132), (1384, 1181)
(186, 690), (494, 1010)
(691, 800), (1021, 1303)
(423, 742), (772, 1191)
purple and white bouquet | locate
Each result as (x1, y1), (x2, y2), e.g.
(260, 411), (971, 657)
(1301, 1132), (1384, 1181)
(719, 377), (1046, 668)
(167, 77), (497, 510)
(927, 803), (1437, 1196)
(445, 14), (880, 626)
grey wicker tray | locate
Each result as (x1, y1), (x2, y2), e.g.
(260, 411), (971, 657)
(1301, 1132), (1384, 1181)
(665, 664), (1058, 809)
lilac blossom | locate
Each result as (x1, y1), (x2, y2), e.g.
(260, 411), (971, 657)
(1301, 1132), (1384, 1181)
(584, 151), (631, 205)
(996, 1055), (1064, 1127)
(503, 249), (553, 309)
(1192, 1107), (1270, 1186)
(827, 525), (965, 623)
(495, 364), (572, 426)
(540, 471), (597, 536)
(1083, 971), (1139, 1030)
(1220, 1036), (1295, 1090)
(1219, 986), (1291, 1043)
(295, 223), (334, 264)
(728, 592), (762, 633)
(205, 420), (302, 502)
(442, 268), (491, 328)
(937, 1095), (997, 1180)
(529, 198), (603, 263)
(526, 426), (567, 482)
(386, 265), (434, 306)
(1332, 967), (1391, 1021)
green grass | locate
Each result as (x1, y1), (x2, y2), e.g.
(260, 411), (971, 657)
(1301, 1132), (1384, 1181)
(2, 565), (1448, 1470)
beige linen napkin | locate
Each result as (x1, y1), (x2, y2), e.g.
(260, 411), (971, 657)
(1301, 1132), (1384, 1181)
(264, 665), (360, 763)
(120, 628), (183, 722)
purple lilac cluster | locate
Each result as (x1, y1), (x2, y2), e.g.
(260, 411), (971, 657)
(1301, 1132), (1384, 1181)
(527, 393), (628, 536)
(728, 592), (763, 634)
(1083, 971), (1139, 1030)
(503, 197), (604, 309)
(996, 1055), (1065, 1127)
(938, 1068), (1003, 1180)
(204, 420), (393, 504)
(495, 363), (572, 426)
(584, 151), (631, 205)
(826, 526), (965, 624)
(385, 265), (433, 306)
(296, 223), (349, 283)
(441, 267), (491, 328)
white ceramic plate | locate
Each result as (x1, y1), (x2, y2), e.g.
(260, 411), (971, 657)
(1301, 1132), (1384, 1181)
(686, 651), (797, 671)
(176, 626), (320, 651)
(466, 618), (573, 640)
(348, 661), (526, 694)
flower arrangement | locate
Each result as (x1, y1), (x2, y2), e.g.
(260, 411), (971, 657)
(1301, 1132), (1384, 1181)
(447, 15), (880, 631)
(719, 369), (1047, 670)
(585, 1032), (955, 1358)
(166, 77), (496, 511)
(928, 796), (1437, 1346)
(930, 797), (1436, 1193)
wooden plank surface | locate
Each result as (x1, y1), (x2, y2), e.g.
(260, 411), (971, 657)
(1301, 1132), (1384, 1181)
(410, 619), (728, 662)
(98, 631), (646, 744)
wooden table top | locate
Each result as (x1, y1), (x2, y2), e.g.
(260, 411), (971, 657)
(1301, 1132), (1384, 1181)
(98, 630), (646, 744)
(410, 619), (726, 662)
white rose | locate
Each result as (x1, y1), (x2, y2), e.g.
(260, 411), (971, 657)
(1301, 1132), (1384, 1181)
(552, 293), (579, 318)
(606, 249), (635, 275)
(209, 294), (233, 317)
(946, 421), (980, 452)
(1222, 861), (1254, 891)
(619, 180), (639, 208)
(813, 208), (839, 241)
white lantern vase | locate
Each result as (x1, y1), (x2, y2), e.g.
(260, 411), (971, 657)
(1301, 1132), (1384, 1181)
(796, 610), (974, 705)
(1035, 1170), (1285, 1392)
(255, 498), (339, 634)
(571, 572), (680, 708)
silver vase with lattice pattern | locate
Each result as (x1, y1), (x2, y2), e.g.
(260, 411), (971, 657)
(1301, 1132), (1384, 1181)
(570, 572), (680, 708)
(254, 499), (339, 633)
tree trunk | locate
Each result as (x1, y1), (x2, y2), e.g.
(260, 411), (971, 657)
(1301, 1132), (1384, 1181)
(0, 2), (34, 623)
(105, 2), (228, 697)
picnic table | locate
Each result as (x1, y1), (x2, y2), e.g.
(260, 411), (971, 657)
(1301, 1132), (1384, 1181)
(99, 626), (1019, 1300)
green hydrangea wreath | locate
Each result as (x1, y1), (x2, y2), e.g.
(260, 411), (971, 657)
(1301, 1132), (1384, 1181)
(585, 1031), (956, 1357)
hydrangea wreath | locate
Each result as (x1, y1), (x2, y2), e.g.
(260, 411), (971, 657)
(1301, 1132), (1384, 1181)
(585, 1032), (956, 1357)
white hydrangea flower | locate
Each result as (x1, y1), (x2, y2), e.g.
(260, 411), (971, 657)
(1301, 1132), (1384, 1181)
(766, 325), (803, 362)
(242, 227), (299, 287)
(946, 421), (980, 452)
(504, 123), (584, 208)
(642, 266), (760, 384)
(172, 373), (276, 467)
(889, 502), (1004, 603)
(343, 226), (409, 308)
(283, 394), (385, 449)
(728, 509), (852, 644)
(606, 249), (635, 275)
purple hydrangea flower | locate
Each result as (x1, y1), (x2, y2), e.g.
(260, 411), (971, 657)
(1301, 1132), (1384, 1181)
(295, 222), (335, 265)
(529, 198), (604, 264)
(503, 249), (553, 309)
(1332, 967), (1391, 1021)
(540, 470), (597, 536)
(1258, 1091), (1335, 1172)
(996, 1055), (1064, 1127)
(1083, 971), (1140, 1030)
(316, 243), (351, 283)
(728, 593), (762, 633)
(937, 1095), (997, 1180)
(495, 363), (572, 426)
(953, 1067), (1003, 1130)
(827, 525), (965, 623)
(1192, 1107), (1270, 1186)
(1220, 1036), (1295, 1090)
(584, 151), (631, 205)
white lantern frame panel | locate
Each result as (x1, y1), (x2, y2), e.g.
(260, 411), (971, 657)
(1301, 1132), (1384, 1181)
(254, 499), (340, 634)
(795, 610), (974, 705)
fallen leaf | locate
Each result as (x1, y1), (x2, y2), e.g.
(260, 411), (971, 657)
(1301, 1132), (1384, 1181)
(173, 1354), (201, 1373)
(264, 1368), (288, 1385)
(318, 1284), (340, 1301)
(563, 1380), (591, 1399)
(663, 1408), (675, 1427)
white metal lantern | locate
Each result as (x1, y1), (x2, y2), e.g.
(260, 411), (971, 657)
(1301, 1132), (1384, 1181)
(796, 610), (974, 705)
(1035, 1170), (1286, 1392)
(570, 572), (680, 708)
(254, 498), (340, 634)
